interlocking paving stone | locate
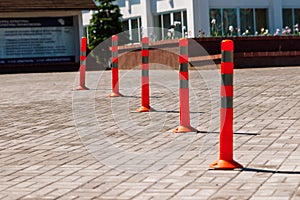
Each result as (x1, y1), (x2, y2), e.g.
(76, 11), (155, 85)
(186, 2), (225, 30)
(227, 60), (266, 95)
(0, 67), (299, 199)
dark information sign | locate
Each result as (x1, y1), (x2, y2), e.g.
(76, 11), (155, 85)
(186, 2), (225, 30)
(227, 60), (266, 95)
(0, 17), (75, 64)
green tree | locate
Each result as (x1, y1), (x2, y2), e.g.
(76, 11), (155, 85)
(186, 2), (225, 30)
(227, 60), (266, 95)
(88, 0), (123, 50)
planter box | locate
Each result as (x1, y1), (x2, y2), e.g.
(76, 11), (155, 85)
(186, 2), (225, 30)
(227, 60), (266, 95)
(193, 36), (300, 67)
(89, 36), (300, 71)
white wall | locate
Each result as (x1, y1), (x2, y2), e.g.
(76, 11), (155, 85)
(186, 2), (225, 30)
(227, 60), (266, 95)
(154, 0), (192, 14)
(82, 10), (94, 26)
(209, 0), (269, 8)
(283, 0), (300, 8)
(118, 0), (144, 19)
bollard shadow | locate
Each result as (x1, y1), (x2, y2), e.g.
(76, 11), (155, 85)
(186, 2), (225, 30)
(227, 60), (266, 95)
(234, 132), (260, 136)
(121, 95), (140, 98)
(152, 110), (205, 114)
(196, 131), (259, 136)
(72, 88), (111, 91)
(91, 89), (111, 91)
(121, 95), (162, 99)
(242, 168), (300, 174)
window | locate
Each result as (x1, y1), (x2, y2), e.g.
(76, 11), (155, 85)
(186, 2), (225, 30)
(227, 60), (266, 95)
(210, 9), (222, 36)
(210, 8), (268, 36)
(295, 9), (300, 25)
(153, 15), (162, 40)
(121, 17), (141, 43)
(223, 9), (237, 36)
(153, 10), (188, 40)
(283, 9), (292, 29)
(256, 9), (268, 34)
(122, 20), (129, 31)
(283, 8), (300, 34)
(210, 8), (238, 36)
(183, 10), (187, 34)
(131, 18), (140, 43)
(173, 12), (181, 37)
(240, 9), (254, 35)
(163, 13), (171, 39)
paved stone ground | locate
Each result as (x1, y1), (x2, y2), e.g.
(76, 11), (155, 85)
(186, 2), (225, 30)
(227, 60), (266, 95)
(0, 66), (299, 200)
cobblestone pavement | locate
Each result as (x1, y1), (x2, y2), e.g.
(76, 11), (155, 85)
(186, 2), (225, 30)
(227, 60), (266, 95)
(0, 66), (299, 200)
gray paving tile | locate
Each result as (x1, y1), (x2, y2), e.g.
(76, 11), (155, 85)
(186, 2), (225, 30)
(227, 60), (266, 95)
(0, 67), (299, 199)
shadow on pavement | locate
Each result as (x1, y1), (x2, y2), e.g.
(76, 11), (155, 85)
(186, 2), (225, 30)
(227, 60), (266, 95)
(121, 95), (162, 99)
(197, 131), (259, 136)
(243, 168), (300, 174)
(152, 110), (205, 114)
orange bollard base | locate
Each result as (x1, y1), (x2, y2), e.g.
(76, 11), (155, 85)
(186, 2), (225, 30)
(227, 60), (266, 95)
(135, 106), (154, 112)
(172, 125), (198, 133)
(76, 86), (89, 90)
(109, 92), (123, 97)
(210, 159), (243, 170)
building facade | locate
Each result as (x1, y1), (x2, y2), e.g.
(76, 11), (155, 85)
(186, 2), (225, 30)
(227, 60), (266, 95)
(83, 0), (300, 43)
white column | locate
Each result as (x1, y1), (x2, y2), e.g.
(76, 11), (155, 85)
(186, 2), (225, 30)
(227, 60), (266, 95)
(185, 0), (195, 38)
(125, 0), (131, 14)
(193, 0), (210, 37)
(128, 19), (132, 41)
(140, 0), (154, 37)
(161, 15), (165, 39)
(181, 11), (185, 37)
(270, 0), (283, 33)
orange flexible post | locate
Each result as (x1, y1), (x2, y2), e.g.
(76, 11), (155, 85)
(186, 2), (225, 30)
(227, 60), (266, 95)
(172, 38), (198, 133)
(136, 37), (153, 112)
(109, 35), (122, 97)
(77, 37), (89, 90)
(210, 40), (243, 170)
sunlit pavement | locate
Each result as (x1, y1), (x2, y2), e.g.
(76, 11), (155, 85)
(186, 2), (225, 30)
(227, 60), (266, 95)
(0, 66), (299, 199)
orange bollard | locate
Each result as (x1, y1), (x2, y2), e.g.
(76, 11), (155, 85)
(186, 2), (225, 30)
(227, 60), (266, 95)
(210, 40), (243, 170)
(109, 35), (122, 97)
(172, 38), (198, 133)
(136, 37), (153, 112)
(77, 37), (89, 90)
